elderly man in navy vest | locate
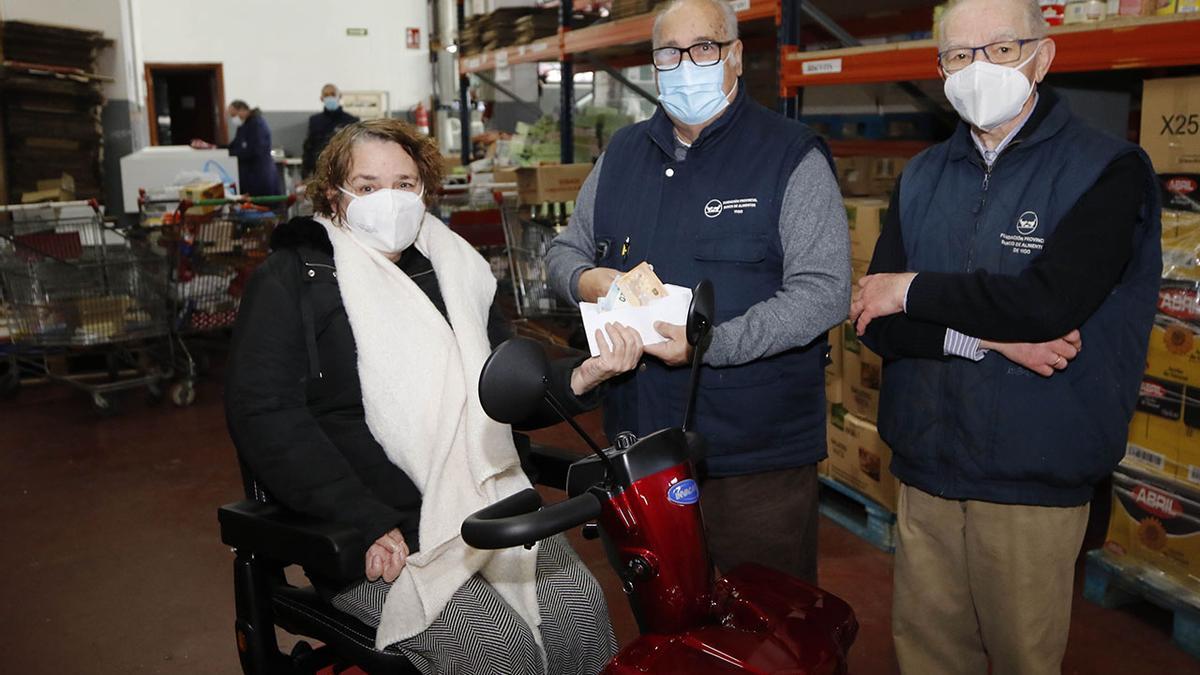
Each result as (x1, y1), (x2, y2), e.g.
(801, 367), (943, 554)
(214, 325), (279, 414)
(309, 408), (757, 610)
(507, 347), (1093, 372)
(850, 0), (1161, 672)
(547, 0), (850, 584)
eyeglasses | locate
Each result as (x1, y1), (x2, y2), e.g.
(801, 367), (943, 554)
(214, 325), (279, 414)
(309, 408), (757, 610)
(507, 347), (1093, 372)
(937, 38), (1040, 73)
(652, 40), (733, 72)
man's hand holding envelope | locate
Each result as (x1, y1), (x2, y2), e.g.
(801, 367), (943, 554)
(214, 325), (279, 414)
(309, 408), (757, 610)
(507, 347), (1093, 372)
(580, 262), (693, 366)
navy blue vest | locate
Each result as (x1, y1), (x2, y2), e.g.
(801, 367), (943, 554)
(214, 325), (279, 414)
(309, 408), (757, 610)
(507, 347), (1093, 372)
(593, 85), (832, 476)
(885, 90), (1162, 506)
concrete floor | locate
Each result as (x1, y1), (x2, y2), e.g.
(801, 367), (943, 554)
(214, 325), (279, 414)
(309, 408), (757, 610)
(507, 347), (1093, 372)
(2, 368), (1197, 674)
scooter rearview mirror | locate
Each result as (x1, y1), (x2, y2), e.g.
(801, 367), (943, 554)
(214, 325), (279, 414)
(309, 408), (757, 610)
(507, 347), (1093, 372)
(478, 338), (551, 425)
(479, 338), (616, 475)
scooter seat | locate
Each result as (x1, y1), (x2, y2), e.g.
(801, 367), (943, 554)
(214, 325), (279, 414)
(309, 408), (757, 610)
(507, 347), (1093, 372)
(272, 585), (419, 674)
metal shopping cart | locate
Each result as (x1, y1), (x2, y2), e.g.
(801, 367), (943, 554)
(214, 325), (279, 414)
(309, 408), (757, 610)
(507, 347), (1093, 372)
(0, 200), (173, 413)
(139, 194), (295, 405)
(499, 198), (576, 320)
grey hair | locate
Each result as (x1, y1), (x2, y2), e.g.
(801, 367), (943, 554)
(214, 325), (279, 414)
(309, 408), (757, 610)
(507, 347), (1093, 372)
(651, 0), (739, 47)
(938, 0), (1048, 49)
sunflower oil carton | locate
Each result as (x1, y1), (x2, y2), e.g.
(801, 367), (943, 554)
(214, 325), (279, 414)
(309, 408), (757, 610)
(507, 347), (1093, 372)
(1104, 462), (1200, 591)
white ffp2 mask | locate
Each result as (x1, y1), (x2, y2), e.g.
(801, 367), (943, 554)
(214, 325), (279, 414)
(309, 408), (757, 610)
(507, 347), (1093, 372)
(338, 187), (426, 254)
(943, 46), (1041, 131)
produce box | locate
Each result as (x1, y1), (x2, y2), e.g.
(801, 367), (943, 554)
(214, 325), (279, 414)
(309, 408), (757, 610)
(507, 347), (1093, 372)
(827, 407), (898, 511)
(1126, 374), (1198, 480)
(842, 322), (882, 423)
(845, 197), (888, 263)
(515, 163), (592, 204)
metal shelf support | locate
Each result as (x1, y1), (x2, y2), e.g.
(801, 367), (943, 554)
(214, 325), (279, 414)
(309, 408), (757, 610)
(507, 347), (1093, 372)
(560, 0), (575, 164)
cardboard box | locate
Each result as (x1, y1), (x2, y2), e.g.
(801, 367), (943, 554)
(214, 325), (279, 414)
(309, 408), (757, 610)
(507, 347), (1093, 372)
(845, 197), (888, 263)
(515, 163), (592, 204)
(851, 258), (871, 286)
(1140, 76), (1200, 173)
(827, 410), (898, 511)
(835, 156), (873, 196)
(1156, 0), (1200, 14)
(842, 322), (883, 423)
(1104, 462), (1200, 591)
(180, 181), (225, 215)
(826, 371), (843, 405)
(869, 156), (908, 195)
(1127, 375), (1186, 477)
(827, 322), (844, 376)
(1119, 0), (1157, 15)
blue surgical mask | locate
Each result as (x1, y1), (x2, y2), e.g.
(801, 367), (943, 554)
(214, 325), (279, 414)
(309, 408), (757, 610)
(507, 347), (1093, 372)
(323, 96), (339, 111)
(656, 57), (735, 126)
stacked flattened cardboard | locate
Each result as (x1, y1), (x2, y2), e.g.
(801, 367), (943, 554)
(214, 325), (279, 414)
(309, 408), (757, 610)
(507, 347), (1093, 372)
(514, 9), (560, 44)
(610, 0), (670, 20)
(0, 21), (113, 203)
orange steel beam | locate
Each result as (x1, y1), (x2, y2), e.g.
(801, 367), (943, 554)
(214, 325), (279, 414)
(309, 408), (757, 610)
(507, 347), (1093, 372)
(781, 14), (1200, 93)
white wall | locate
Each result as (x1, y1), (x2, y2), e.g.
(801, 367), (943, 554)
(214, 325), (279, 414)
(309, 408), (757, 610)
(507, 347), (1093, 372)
(132, 0), (432, 114)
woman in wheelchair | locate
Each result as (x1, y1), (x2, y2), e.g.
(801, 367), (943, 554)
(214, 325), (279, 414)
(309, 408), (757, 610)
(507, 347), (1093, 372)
(225, 118), (641, 674)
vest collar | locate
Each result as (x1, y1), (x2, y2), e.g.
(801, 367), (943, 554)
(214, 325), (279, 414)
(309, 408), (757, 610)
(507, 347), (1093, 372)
(948, 86), (1070, 163)
(646, 78), (750, 157)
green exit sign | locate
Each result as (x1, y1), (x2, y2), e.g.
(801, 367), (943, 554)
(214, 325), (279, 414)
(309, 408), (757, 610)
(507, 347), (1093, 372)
(346, 28), (368, 36)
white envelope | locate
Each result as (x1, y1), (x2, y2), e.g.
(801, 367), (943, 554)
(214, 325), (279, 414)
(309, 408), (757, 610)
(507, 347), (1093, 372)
(579, 284), (693, 357)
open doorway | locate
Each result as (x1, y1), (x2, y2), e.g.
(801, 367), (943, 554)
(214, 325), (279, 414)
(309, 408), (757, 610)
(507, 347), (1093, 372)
(144, 63), (226, 146)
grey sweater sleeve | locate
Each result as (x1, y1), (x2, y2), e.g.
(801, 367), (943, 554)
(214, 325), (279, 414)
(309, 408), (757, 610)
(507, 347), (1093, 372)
(546, 154), (605, 305)
(704, 148), (851, 367)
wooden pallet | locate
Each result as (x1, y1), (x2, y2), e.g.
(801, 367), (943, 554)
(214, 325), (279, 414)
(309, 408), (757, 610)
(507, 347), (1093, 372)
(818, 475), (896, 553)
(1083, 549), (1200, 660)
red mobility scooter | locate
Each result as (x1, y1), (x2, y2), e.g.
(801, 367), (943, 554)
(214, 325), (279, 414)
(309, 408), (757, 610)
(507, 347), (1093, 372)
(463, 280), (858, 674)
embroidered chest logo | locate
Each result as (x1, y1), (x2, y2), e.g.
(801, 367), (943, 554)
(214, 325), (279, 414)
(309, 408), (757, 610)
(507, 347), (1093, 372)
(703, 197), (759, 218)
(999, 210), (1045, 256)
(1016, 211), (1039, 235)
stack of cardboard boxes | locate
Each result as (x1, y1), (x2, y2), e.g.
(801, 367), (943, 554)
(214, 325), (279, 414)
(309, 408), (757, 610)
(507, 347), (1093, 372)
(820, 186), (902, 512)
(1103, 75), (1200, 591)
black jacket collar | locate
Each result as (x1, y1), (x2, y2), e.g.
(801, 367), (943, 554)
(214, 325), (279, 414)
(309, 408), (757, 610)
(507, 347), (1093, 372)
(270, 217), (333, 257)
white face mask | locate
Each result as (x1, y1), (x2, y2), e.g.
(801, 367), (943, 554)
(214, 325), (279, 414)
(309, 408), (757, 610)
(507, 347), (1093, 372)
(229, 115), (243, 130)
(338, 186), (426, 254)
(943, 45), (1041, 131)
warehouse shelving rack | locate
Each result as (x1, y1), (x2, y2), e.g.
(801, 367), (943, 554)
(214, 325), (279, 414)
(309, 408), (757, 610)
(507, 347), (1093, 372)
(454, 0), (781, 165)
(781, 12), (1200, 90)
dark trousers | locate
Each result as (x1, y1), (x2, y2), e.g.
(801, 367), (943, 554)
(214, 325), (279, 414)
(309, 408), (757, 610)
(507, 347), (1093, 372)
(700, 464), (819, 583)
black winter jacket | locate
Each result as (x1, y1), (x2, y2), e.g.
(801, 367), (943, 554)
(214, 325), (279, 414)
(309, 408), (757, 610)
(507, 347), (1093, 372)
(225, 217), (594, 553)
(302, 108), (359, 177)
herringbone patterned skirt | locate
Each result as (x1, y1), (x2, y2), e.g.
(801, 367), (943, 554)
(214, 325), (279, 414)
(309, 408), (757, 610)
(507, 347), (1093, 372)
(331, 535), (618, 674)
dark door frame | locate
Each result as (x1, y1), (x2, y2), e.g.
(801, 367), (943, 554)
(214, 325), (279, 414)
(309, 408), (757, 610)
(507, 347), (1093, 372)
(144, 62), (227, 145)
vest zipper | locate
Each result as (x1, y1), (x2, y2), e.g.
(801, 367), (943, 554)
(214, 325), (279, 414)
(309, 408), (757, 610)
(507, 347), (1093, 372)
(966, 164), (992, 273)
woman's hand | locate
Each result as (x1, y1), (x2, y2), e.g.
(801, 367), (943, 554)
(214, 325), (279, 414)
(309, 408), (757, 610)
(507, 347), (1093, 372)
(571, 322), (644, 395)
(981, 330), (1081, 377)
(365, 528), (408, 583)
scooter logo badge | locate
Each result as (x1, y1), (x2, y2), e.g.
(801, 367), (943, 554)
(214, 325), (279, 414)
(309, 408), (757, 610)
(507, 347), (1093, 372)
(667, 479), (699, 505)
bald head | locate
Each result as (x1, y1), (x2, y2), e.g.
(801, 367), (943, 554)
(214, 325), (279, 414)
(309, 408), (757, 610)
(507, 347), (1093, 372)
(321, 83), (340, 99)
(939, 0), (1046, 50)
(652, 0), (738, 47)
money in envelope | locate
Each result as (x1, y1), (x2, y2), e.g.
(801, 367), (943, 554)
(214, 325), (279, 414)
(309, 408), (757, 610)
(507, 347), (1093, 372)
(582, 262), (692, 357)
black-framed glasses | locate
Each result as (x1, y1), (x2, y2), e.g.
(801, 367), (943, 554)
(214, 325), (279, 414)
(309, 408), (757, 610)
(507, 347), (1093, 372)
(652, 40), (734, 72)
(937, 38), (1041, 73)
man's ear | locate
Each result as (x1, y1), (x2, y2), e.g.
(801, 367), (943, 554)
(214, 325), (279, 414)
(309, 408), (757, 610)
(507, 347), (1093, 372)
(1034, 38), (1056, 84)
(730, 39), (744, 76)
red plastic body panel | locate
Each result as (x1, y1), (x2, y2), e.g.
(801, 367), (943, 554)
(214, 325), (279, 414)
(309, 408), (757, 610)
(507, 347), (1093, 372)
(603, 564), (858, 675)
(597, 462), (714, 634)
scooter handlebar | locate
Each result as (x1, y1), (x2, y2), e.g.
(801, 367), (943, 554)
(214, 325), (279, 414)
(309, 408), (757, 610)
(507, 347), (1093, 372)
(461, 488), (602, 550)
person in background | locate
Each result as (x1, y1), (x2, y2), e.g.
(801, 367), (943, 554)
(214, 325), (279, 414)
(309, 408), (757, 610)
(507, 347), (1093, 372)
(849, 0), (1161, 672)
(303, 83), (359, 178)
(545, 0), (850, 584)
(192, 99), (281, 196)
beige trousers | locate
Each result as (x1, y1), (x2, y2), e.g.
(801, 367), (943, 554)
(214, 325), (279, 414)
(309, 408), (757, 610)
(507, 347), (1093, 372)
(892, 483), (1089, 675)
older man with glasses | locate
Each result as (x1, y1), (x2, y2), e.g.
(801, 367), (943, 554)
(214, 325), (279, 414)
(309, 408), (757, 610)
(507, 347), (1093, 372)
(850, 0), (1161, 672)
(546, 0), (850, 583)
